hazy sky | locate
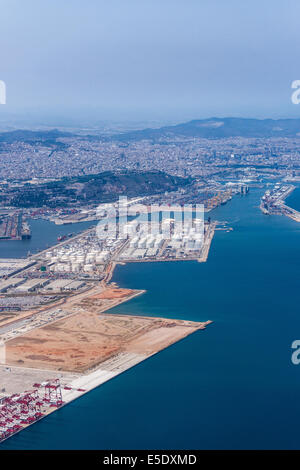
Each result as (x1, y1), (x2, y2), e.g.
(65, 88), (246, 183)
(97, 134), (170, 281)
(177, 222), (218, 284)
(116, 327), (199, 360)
(1, 0), (300, 123)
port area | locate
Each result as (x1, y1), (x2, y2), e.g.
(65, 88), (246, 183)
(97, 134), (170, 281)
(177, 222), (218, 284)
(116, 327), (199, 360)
(0, 217), (218, 335)
(4, 312), (211, 373)
(0, 211), (31, 240)
(0, 208), (217, 442)
(0, 282), (211, 442)
(0, 284), (145, 339)
(0, 218), (218, 315)
(260, 184), (300, 222)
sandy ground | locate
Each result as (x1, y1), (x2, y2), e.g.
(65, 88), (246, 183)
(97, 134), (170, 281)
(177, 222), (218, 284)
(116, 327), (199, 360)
(5, 312), (210, 373)
(0, 285), (144, 341)
(0, 296), (67, 329)
(125, 324), (202, 355)
(90, 288), (137, 300)
(70, 287), (143, 315)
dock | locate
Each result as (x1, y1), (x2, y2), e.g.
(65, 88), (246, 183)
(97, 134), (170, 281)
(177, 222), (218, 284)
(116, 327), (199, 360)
(260, 184), (300, 222)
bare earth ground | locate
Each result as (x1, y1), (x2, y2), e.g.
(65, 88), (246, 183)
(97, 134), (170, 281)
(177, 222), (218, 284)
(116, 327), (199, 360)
(0, 284), (143, 331)
(90, 288), (136, 300)
(70, 287), (144, 315)
(5, 312), (210, 373)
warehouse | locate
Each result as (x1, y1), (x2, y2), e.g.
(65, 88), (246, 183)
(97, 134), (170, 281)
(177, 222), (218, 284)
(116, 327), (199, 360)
(45, 279), (74, 292)
(63, 280), (86, 291)
(16, 279), (48, 292)
(0, 278), (25, 293)
(0, 259), (36, 278)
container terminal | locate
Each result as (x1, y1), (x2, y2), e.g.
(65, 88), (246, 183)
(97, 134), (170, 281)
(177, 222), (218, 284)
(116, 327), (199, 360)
(0, 212), (31, 241)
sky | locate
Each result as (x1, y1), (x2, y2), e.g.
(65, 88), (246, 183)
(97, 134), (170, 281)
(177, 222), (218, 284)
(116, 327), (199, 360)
(1, 0), (300, 125)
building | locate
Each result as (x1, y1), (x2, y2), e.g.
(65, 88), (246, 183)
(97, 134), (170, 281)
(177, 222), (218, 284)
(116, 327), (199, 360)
(63, 280), (86, 291)
(0, 278), (25, 293)
(44, 279), (74, 292)
(16, 279), (48, 292)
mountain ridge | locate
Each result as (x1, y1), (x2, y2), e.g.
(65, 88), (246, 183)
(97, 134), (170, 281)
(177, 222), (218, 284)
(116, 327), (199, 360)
(111, 117), (300, 141)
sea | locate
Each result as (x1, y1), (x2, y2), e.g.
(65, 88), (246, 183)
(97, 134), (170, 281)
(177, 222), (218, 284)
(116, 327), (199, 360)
(0, 219), (96, 259)
(1, 186), (300, 449)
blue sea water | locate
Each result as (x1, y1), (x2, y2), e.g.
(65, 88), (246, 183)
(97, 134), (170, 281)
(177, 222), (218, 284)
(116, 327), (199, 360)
(1, 188), (300, 449)
(287, 186), (300, 212)
(0, 219), (96, 259)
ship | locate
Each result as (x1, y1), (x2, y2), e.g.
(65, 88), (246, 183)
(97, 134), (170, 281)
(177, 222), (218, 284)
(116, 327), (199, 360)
(21, 232), (31, 240)
(21, 221), (31, 239)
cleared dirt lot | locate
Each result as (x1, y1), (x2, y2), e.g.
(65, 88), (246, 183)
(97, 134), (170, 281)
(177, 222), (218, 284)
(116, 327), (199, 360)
(89, 288), (136, 300)
(5, 312), (210, 373)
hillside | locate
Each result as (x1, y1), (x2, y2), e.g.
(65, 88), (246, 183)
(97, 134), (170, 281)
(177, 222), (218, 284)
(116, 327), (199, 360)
(111, 117), (300, 141)
(4, 170), (190, 208)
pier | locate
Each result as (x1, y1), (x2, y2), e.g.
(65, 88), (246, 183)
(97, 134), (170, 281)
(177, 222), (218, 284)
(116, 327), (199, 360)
(260, 184), (300, 222)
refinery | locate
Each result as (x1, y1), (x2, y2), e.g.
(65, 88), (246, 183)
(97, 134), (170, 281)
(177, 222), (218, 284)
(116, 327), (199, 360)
(0, 205), (215, 313)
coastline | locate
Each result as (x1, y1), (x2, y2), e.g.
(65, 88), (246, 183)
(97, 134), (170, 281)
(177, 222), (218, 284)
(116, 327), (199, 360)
(102, 222), (216, 283)
(0, 219), (217, 444)
(1, 314), (212, 444)
(260, 185), (300, 223)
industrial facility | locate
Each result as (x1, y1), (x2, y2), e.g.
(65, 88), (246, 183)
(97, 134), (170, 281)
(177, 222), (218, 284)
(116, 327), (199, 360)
(0, 259), (36, 278)
(0, 378), (87, 443)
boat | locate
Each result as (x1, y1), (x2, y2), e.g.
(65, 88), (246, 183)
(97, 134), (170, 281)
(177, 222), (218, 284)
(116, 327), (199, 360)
(57, 235), (67, 242)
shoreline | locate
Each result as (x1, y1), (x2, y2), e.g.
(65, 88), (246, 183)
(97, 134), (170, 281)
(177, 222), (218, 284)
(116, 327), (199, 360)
(260, 185), (300, 223)
(102, 222), (216, 283)
(0, 286), (146, 341)
(0, 316), (212, 444)
(0, 221), (217, 444)
(0, 254), (214, 443)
